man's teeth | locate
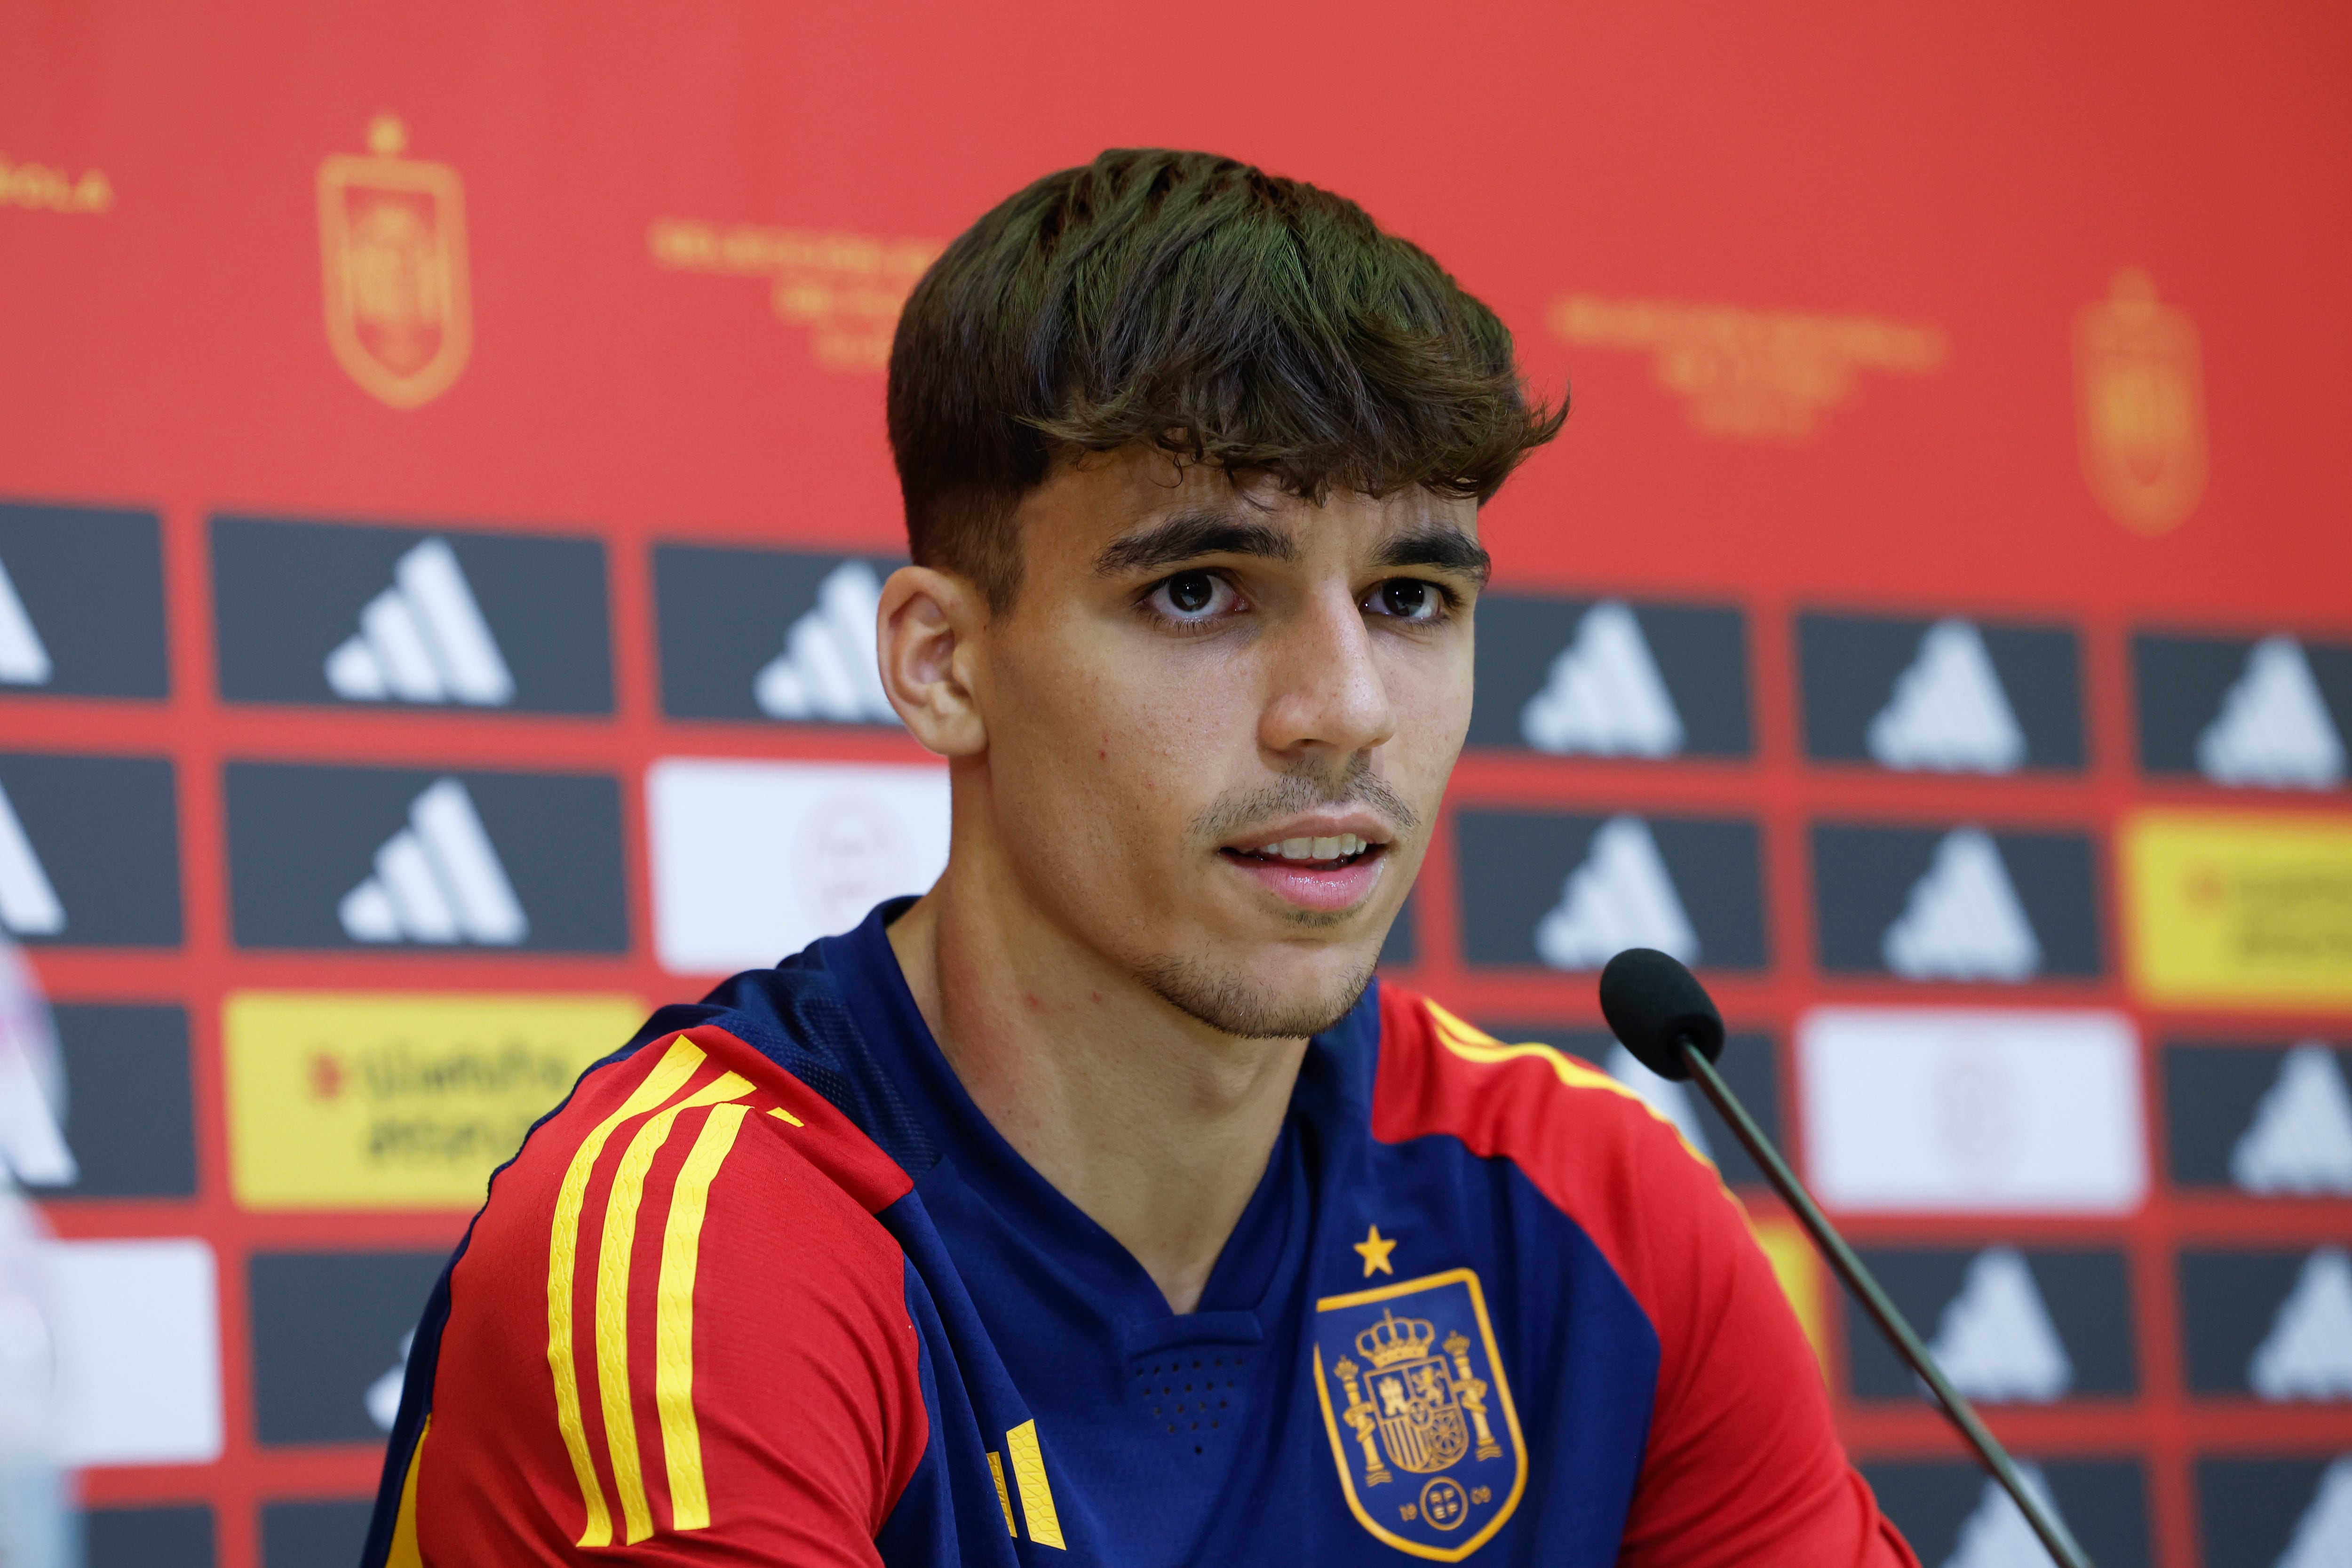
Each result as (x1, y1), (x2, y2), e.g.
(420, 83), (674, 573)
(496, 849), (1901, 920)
(1261, 834), (1367, 862)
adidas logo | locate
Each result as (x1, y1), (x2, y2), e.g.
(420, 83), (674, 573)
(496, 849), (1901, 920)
(0, 781), (63, 937)
(2232, 1044), (2352, 1196)
(1867, 618), (2026, 774)
(1939, 1461), (2065, 1568)
(1517, 600), (1685, 757)
(0, 556), (50, 686)
(338, 778), (527, 946)
(2276, 1457), (2352, 1568)
(1603, 1042), (1711, 1159)
(324, 538), (516, 706)
(753, 560), (898, 724)
(1882, 828), (2041, 982)
(2249, 1247), (2352, 1401)
(2197, 634), (2346, 789)
(366, 1330), (412, 1432)
(1534, 815), (1699, 970)
(1926, 1247), (2073, 1402)
(0, 939), (76, 1187)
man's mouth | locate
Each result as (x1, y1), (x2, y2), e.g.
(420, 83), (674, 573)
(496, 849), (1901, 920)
(1217, 830), (1391, 913)
(1220, 834), (1383, 871)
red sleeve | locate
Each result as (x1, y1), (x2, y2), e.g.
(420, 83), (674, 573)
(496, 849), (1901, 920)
(1375, 989), (1919, 1568)
(409, 1026), (928, 1566)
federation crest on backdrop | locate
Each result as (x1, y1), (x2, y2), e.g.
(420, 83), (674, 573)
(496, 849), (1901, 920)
(1314, 1269), (1525, 1560)
(2074, 269), (2205, 535)
(318, 117), (472, 409)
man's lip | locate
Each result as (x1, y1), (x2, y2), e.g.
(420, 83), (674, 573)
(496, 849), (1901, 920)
(1221, 809), (1397, 852)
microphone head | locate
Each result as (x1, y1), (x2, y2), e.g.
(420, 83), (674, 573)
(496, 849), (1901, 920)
(1597, 948), (1725, 1082)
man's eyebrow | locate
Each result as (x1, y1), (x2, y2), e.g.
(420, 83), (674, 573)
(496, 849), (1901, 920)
(1375, 525), (1493, 586)
(1095, 512), (1299, 576)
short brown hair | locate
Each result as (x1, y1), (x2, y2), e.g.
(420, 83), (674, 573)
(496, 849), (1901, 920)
(886, 149), (1563, 610)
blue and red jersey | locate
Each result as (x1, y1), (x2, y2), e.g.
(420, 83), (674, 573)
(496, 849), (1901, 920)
(363, 900), (1917, 1566)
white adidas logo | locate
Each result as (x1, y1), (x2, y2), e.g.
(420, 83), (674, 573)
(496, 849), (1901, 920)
(366, 1330), (411, 1432)
(0, 557), (51, 686)
(1882, 828), (2041, 982)
(1927, 1247), (2073, 1403)
(1534, 815), (1699, 971)
(324, 538), (516, 706)
(1518, 600), (1685, 757)
(754, 561), (898, 724)
(2250, 1247), (2352, 1402)
(1868, 618), (2026, 774)
(1939, 1461), (2065, 1568)
(1604, 1042), (1712, 1159)
(0, 781), (63, 937)
(2197, 634), (2345, 789)
(2233, 1044), (2352, 1196)
(2276, 1457), (2352, 1568)
(338, 778), (527, 946)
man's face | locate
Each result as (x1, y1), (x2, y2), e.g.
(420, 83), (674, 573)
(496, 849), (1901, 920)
(969, 446), (1485, 1038)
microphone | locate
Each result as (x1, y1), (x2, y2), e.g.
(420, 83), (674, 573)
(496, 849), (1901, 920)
(1598, 948), (2094, 1568)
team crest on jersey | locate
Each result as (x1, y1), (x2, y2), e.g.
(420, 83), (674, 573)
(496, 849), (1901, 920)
(1312, 1268), (1526, 1560)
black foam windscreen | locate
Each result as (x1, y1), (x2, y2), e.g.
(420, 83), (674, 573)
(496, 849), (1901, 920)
(1597, 948), (1725, 1082)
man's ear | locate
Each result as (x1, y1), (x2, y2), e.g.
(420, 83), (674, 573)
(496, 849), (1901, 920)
(877, 565), (988, 757)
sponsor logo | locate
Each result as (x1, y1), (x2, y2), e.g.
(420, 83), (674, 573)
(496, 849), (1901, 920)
(2222, 1043), (2352, 1196)
(1941, 1462), (2068, 1568)
(2200, 1456), (2352, 1568)
(1864, 1459), (2148, 1568)
(247, 1250), (448, 1445)
(212, 516), (612, 713)
(648, 219), (944, 372)
(2075, 269), (2205, 534)
(2180, 1246), (2352, 1399)
(1799, 612), (2083, 772)
(1799, 1007), (2145, 1215)
(2249, 1248), (2352, 1401)
(19, 1005), (196, 1200)
(223, 991), (639, 1209)
(0, 502), (170, 698)
(647, 758), (949, 973)
(1457, 808), (1765, 972)
(224, 763), (626, 953)
(2134, 630), (2351, 789)
(1311, 1270), (1526, 1560)
(1546, 293), (1945, 441)
(1470, 595), (1749, 757)
(2123, 810), (2352, 1009)
(318, 116), (471, 408)
(653, 544), (906, 724)
(41, 1238), (222, 1465)
(0, 754), (180, 946)
(0, 151), (113, 215)
(1845, 1246), (2134, 1401)
(1813, 823), (2100, 980)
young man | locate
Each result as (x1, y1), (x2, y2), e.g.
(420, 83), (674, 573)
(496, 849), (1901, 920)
(365, 150), (1916, 1567)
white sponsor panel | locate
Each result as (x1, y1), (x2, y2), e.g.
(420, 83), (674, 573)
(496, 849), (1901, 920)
(2250, 1248), (2352, 1402)
(754, 560), (899, 724)
(2197, 634), (2345, 790)
(339, 777), (528, 946)
(0, 557), (50, 687)
(650, 757), (950, 974)
(1868, 618), (2026, 775)
(1517, 600), (1684, 758)
(2233, 1045), (2352, 1196)
(2279, 1457), (2352, 1568)
(0, 783), (63, 939)
(1800, 1006), (2146, 1213)
(40, 1237), (222, 1465)
(325, 537), (516, 707)
(1534, 815), (1698, 970)
(1928, 1247), (2073, 1402)
(1882, 828), (2042, 982)
(1940, 1461), (2065, 1568)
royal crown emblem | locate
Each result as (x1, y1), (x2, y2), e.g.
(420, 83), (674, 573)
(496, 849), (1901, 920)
(318, 116), (472, 409)
(2074, 268), (2205, 535)
(1313, 1269), (1525, 1561)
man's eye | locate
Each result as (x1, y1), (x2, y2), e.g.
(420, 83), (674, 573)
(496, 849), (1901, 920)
(1368, 579), (1442, 621)
(1153, 571), (1229, 620)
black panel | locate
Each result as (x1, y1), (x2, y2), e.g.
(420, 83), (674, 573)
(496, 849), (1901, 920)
(653, 543), (906, 723)
(2134, 630), (2352, 783)
(260, 1499), (377, 1568)
(1468, 594), (1750, 756)
(2163, 1040), (2352, 1190)
(86, 1504), (215, 1568)
(20, 1004), (195, 1198)
(1798, 611), (2083, 770)
(1811, 822), (2101, 979)
(0, 501), (169, 698)
(248, 1250), (446, 1446)
(1844, 1247), (2137, 1401)
(2177, 1248), (2331, 1396)
(1862, 1457), (2150, 1568)
(2196, 1456), (2346, 1568)
(1455, 808), (1765, 971)
(0, 752), (180, 946)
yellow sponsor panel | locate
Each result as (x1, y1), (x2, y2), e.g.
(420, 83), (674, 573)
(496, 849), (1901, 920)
(2125, 811), (2352, 1010)
(225, 992), (641, 1209)
(1749, 1215), (1828, 1376)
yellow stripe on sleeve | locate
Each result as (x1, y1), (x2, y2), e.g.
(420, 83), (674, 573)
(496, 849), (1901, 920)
(655, 1099), (750, 1532)
(385, 1416), (430, 1568)
(986, 1450), (1016, 1536)
(547, 1035), (705, 1548)
(595, 1070), (753, 1543)
(1423, 1000), (1719, 1170)
(1005, 1418), (1065, 1549)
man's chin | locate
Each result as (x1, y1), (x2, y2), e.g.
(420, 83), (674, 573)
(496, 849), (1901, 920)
(1134, 948), (1379, 1041)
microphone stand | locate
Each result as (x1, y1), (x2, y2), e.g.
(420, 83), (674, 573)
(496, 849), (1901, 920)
(1677, 1037), (2095, 1568)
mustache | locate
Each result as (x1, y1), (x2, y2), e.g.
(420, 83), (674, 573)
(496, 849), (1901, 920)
(1189, 756), (1420, 847)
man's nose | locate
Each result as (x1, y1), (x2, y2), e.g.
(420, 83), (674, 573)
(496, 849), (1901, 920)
(1258, 589), (1398, 761)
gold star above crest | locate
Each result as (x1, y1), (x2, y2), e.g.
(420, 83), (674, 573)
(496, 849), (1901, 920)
(1353, 1223), (1398, 1277)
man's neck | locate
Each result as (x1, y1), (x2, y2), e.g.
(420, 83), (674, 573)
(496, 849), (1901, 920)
(885, 855), (1307, 1315)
